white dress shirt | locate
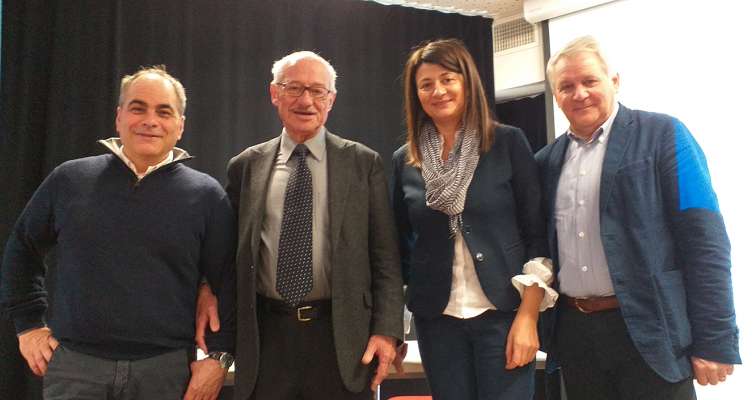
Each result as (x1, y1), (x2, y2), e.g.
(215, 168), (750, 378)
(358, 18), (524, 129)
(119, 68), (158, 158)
(113, 145), (176, 180)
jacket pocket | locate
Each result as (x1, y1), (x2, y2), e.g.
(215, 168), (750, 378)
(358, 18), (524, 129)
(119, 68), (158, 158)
(617, 157), (653, 175)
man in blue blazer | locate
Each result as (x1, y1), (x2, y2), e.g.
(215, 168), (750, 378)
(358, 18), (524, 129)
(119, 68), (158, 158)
(535, 36), (740, 399)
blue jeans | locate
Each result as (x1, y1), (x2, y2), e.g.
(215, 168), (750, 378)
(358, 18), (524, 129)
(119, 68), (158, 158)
(414, 310), (534, 400)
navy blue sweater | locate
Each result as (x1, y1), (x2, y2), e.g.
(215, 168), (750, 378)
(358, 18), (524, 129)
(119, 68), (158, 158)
(0, 153), (236, 359)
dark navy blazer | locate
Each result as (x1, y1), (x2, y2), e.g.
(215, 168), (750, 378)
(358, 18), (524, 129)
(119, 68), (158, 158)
(535, 104), (740, 382)
(392, 124), (547, 318)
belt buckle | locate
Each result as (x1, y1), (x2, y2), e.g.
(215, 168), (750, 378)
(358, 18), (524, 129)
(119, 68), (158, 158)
(574, 298), (592, 314)
(297, 306), (313, 322)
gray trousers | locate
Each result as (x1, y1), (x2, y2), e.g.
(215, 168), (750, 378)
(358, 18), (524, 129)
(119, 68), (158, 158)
(43, 346), (191, 400)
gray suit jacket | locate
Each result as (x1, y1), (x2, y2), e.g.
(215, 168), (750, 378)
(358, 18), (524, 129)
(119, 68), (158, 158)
(227, 131), (404, 399)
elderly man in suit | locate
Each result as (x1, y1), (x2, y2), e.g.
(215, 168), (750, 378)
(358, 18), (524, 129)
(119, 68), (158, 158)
(198, 51), (404, 400)
(535, 36), (740, 399)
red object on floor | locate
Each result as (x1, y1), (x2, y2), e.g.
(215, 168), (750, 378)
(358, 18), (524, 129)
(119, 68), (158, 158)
(388, 397), (432, 400)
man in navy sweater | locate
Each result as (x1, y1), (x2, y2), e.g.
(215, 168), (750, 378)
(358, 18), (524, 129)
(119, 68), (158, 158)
(0, 66), (236, 400)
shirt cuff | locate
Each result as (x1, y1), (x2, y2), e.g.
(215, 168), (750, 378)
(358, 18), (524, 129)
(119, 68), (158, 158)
(511, 257), (559, 311)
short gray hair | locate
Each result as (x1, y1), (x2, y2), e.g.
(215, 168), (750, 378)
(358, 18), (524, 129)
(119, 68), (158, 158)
(546, 35), (613, 91)
(119, 65), (187, 115)
(271, 51), (338, 92)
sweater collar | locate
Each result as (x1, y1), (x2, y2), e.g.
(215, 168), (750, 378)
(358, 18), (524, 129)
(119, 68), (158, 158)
(98, 138), (193, 178)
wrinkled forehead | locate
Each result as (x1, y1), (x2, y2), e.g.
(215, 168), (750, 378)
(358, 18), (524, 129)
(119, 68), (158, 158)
(124, 74), (180, 109)
(559, 52), (608, 75)
(124, 74), (174, 99)
(281, 59), (330, 85)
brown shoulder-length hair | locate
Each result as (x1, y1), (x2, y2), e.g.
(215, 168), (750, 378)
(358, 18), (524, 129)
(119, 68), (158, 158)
(402, 38), (494, 166)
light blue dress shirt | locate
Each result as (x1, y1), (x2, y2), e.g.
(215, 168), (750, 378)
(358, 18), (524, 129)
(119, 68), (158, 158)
(555, 103), (619, 297)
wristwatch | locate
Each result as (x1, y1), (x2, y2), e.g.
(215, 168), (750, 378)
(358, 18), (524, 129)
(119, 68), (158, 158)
(207, 351), (235, 369)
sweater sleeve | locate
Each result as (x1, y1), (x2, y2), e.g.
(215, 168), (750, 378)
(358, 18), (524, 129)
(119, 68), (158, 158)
(1, 168), (60, 334)
(199, 188), (237, 354)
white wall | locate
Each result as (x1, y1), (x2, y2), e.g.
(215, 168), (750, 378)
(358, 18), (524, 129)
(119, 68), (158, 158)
(548, 0), (755, 398)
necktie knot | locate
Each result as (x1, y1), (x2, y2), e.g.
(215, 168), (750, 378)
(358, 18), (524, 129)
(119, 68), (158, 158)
(294, 144), (309, 160)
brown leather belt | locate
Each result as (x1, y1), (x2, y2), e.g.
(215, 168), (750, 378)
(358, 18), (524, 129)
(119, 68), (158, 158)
(561, 295), (620, 314)
(258, 296), (331, 322)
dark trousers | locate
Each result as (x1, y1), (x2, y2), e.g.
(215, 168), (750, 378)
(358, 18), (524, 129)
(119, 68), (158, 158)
(251, 300), (370, 400)
(43, 346), (192, 400)
(556, 306), (696, 400)
(414, 310), (535, 400)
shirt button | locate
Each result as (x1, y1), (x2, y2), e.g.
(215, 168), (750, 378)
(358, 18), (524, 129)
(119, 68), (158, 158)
(475, 252), (485, 262)
(581, 265), (588, 272)
(578, 232), (585, 238)
(578, 200), (585, 206)
(579, 170), (587, 176)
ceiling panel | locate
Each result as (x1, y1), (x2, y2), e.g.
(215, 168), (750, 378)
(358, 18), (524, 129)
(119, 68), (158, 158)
(371, 0), (524, 21)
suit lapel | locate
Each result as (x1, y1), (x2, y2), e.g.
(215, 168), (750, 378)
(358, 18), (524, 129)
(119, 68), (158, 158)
(599, 105), (633, 216)
(325, 132), (354, 253)
(243, 138), (279, 263)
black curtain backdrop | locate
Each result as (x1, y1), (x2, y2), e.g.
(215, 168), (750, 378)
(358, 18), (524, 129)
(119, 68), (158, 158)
(496, 94), (547, 152)
(0, 0), (492, 397)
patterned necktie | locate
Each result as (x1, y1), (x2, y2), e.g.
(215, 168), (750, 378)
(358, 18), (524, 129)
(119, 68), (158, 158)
(276, 144), (313, 307)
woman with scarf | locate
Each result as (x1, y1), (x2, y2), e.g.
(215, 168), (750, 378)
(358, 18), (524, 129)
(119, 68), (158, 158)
(392, 39), (557, 399)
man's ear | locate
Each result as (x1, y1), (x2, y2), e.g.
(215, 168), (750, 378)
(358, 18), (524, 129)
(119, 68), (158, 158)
(612, 73), (620, 92)
(177, 115), (186, 141)
(270, 83), (280, 106)
(326, 92), (336, 111)
(115, 106), (122, 128)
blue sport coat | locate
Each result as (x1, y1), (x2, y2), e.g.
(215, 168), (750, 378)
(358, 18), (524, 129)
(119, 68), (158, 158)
(535, 104), (740, 382)
(393, 124), (547, 318)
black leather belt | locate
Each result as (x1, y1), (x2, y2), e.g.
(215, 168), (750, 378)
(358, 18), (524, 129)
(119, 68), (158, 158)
(258, 296), (331, 322)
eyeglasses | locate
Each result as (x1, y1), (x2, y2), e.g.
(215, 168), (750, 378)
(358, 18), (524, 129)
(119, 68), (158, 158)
(276, 82), (332, 100)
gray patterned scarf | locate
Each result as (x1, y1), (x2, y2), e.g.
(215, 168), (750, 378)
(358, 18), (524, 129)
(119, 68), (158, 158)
(419, 122), (480, 235)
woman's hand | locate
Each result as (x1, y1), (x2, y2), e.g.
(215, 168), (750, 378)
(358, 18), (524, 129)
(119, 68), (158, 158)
(505, 284), (544, 369)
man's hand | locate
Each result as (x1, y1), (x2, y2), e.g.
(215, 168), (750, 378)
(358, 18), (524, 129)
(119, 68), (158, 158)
(360, 334), (397, 391)
(691, 356), (734, 385)
(18, 327), (59, 376)
(392, 342), (408, 374)
(195, 283), (220, 354)
(183, 358), (226, 400)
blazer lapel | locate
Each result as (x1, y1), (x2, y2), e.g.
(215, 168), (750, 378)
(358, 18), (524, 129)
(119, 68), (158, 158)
(546, 135), (570, 216)
(543, 135), (570, 268)
(599, 104), (633, 216)
(325, 132), (354, 253)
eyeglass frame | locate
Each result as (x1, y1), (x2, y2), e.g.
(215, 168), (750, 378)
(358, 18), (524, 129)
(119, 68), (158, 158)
(275, 81), (334, 100)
